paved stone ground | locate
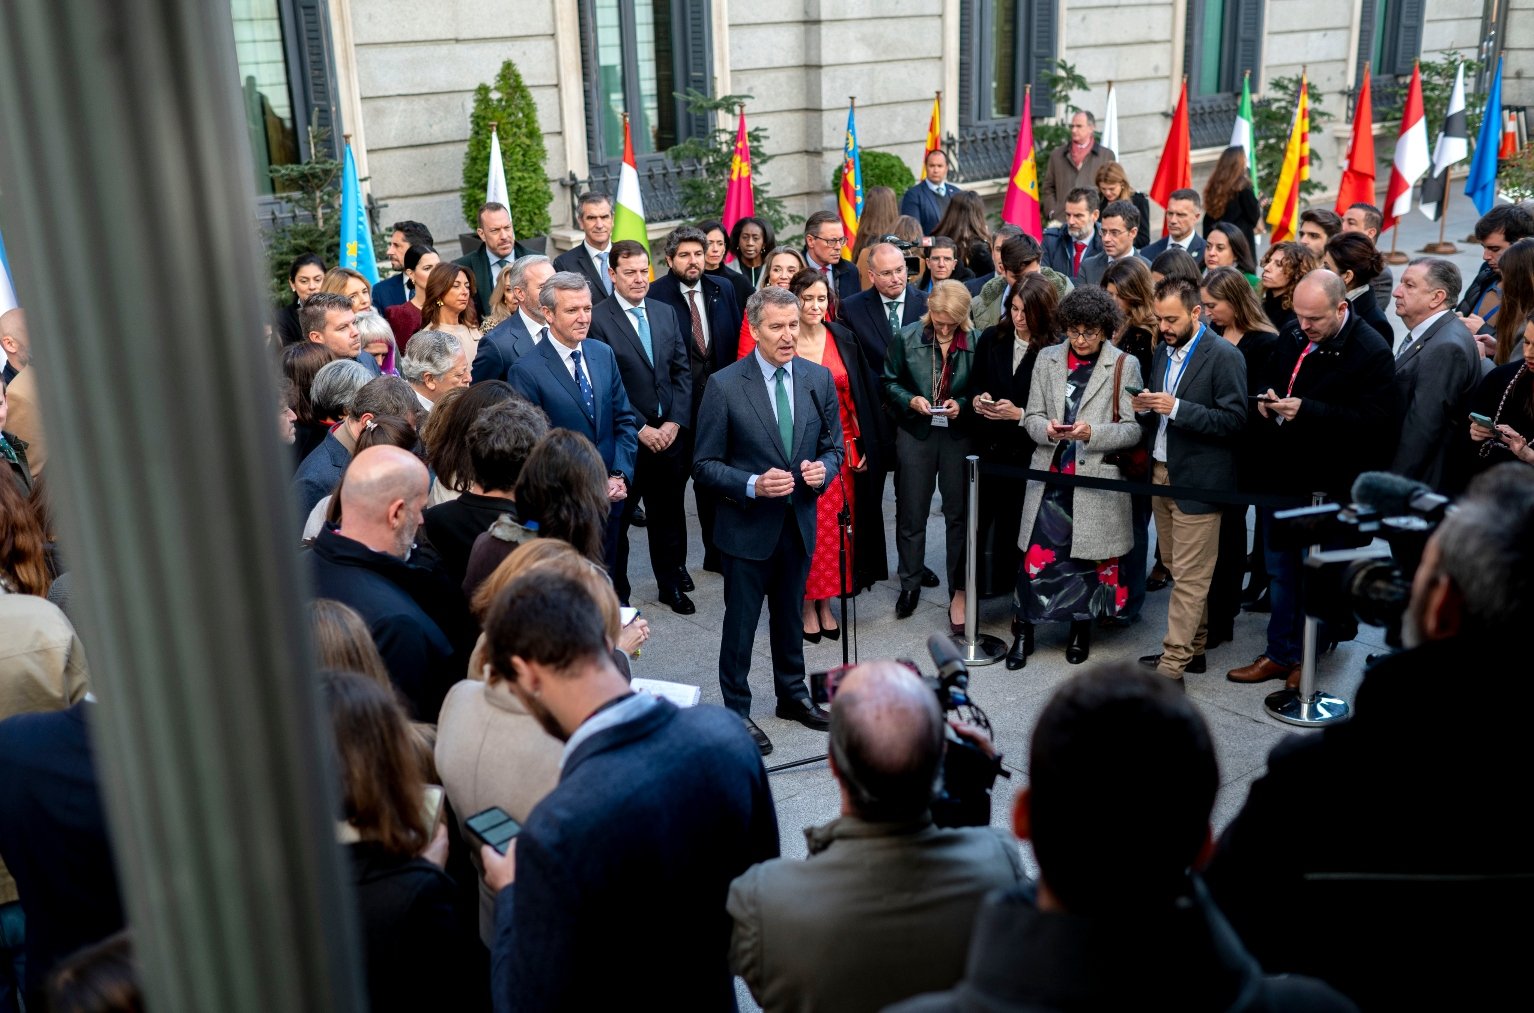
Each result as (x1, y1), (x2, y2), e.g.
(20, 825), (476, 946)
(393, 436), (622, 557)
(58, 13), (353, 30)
(611, 197), (1483, 1009)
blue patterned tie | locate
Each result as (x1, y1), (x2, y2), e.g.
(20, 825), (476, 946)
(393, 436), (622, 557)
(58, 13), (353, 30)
(598, 251), (611, 294)
(629, 307), (653, 364)
(569, 348), (596, 417)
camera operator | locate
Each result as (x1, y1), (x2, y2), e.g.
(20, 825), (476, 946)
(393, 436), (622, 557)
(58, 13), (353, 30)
(1205, 464), (1534, 1010)
(726, 661), (1023, 1013)
(891, 665), (1353, 1013)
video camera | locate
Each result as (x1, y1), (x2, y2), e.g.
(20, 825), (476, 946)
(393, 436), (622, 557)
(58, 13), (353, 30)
(876, 232), (929, 279)
(811, 634), (1008, 828)
(1269, 472), (1453, 647)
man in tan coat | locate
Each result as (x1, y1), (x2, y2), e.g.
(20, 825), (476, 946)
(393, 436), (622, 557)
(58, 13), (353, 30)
(1040, 110), (1117, 225)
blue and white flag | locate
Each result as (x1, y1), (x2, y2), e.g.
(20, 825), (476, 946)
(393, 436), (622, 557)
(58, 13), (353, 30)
(339, 143), (379, 283)
(0, 228), (17, 314)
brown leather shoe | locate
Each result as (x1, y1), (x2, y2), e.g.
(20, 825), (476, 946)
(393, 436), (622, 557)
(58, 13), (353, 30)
(1286, 666), (1302, 691)
(1226, 656), (1299, 684)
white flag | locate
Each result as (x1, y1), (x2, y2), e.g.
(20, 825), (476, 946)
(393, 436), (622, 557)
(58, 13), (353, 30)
(486, 126), (509, 211)
(1102, 84), (1120, 155)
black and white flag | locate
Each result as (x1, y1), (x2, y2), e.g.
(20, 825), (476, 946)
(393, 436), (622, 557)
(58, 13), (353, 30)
(1421, 63), (1469, 221)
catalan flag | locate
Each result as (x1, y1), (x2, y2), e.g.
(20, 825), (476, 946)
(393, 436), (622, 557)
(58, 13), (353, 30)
(921, 93), (942, 178)
(1267, 75), (1311, 244)
(838, 100), (863, 261)
(1001, 86), (1042, 239)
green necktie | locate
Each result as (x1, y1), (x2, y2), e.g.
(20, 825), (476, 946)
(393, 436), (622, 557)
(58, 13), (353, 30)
(774, 366), (793, 457)
(886, 299), (901, 337)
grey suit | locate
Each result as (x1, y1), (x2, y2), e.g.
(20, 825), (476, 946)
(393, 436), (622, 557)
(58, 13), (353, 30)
(1390, 311), (1481, 489)
(1078, 250), (1145, 288)
(693, 352), (843, 716)
(1139, 329), (1248, 514)
(1019, 343), (1143, 559)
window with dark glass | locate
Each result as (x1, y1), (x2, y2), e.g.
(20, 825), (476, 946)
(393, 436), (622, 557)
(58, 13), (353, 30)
(230, 0), (339, 196)
(1183, 0), (1264, 148)
(1355, 0), (1426, 112)
(580, 1), (711, 172)
(955, 0), (1057, 181)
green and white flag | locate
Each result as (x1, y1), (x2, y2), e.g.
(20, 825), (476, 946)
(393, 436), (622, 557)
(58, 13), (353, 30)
(1231, 71), (1259, 192)
(611, 113), (650, 262)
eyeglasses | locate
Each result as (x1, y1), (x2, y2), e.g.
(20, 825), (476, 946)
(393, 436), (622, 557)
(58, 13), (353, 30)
(1066, 328), (1103, 342)
(811, 234), (847, 246)
(1100, 227), (1130, 239)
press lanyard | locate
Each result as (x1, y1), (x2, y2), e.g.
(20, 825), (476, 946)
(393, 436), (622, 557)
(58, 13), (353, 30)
(1163, 325), (1205, 396)
(1286, 341), (1317, 397)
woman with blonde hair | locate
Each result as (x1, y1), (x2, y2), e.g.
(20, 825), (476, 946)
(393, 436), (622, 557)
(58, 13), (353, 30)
(1095, 162), (1152, 250)
(438, 538), (645, 941)
(883, 279), (979, 634)
(320, 266), (374, 315)
(1201, 145), (1264, 252)
(482, 263), (519, 330)
(734, 246), (809, 357)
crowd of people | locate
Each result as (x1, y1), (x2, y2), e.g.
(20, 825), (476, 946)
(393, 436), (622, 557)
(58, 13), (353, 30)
(2, 102), (1533, 1012)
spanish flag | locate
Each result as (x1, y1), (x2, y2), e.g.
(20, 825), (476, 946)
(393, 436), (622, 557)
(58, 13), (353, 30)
(1001, 86), (1042, 239)
(921, 92), (941, 179)
(1267, 75), (1311, 244)
(838, 100), (863, 261)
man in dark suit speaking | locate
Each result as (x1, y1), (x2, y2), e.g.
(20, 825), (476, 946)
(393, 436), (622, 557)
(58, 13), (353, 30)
(694, 286), (843, 754)
(508, 272), (638, 575)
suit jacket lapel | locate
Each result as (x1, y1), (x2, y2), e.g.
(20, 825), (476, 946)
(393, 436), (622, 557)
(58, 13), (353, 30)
(1082, 345), (1116, 406)
(791, 363), (817, 461)
(605, 300), (652, 376)
(741, 361), (790, 465)
(539, 337), (596, 425)
(1170, 332), (1214, 394)
(1399, 313), (1449, 366)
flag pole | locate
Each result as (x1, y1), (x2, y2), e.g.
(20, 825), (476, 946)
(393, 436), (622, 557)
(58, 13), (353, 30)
(1425, 182), (1458, 253)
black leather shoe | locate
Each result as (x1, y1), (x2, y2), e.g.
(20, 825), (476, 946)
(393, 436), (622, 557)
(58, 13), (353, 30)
(658, 589), (696, 615)
(1065, 620), (1092, 664)
(1098, 614), (1136, 629)
(1205, 624), (1234, 649)
(1138, 652), (1207, 674)
(743, 718), (772, 755)
(631, 505), (648, 527)
(802, 624), (822, 644)
(921, 568), (941, 588)
(1005, 620), (1035, 670)
(821, 624), (840, 641)
(895, 588), (920, 619)
(676, 567), (695, 593)
(1240, 579), (1269, 605)
(1146, 566), (1173, 592)
(775, 698), (831, 731)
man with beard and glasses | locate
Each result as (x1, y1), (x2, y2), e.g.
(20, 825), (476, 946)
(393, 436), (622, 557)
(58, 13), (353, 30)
(478, 571), (778, 1013)
(1206, 464), (1534, 1010)
(308, 445), (463, 719)
(1132, 277), (1246, 684)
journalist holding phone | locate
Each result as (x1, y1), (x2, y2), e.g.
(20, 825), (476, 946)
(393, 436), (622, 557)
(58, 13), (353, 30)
(1016, 286), (1144, 665)
(883, 279), (979, 633)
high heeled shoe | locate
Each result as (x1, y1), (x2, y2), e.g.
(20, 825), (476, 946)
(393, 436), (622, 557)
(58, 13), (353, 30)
(1065, 620), (1092, 665)
(1005, 619), (1035, 670)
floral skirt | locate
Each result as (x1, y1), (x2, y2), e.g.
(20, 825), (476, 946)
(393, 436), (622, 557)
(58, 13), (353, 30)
(1019, 480), (1124, 623)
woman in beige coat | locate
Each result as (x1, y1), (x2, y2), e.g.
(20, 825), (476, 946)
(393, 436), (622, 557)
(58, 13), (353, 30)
(1016, 286), (1143, 665)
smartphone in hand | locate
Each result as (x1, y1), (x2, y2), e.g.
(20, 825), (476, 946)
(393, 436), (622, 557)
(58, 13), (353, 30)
(1469, 412), (1495, 428)
(1124, 385), (1145, 396)
(466, 806), (522, 855)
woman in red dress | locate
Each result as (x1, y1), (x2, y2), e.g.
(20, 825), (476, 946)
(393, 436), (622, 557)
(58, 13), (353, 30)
(789, 269), (866, 642)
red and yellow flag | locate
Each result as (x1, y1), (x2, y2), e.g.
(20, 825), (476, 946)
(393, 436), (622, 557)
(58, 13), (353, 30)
(1001, 86), (1042, 239)
(838, 100), (863, 261)
(721, 105), (754, 257)
(921, 92), (941, 178)
(1267, 75), (1311, 244)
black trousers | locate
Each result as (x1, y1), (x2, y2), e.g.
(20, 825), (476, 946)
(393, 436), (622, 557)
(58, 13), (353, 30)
(1210, 505), (1248, 633)
(616, 443), (688, 602)
(685, 427), (723, 572)
(717, 511), (812, 717)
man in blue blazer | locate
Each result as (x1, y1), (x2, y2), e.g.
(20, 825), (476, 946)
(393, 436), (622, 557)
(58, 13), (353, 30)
(899, 149), (964, 235)
(479, 572), (778, 1012)
(471, 256), (553, 384)
(1141, 189), (1208, 269)
(1041, 188), (1104, 282)
(693, 286), (843, 754)
(371, 220), (434, 311)
(508, 272), (639, 575)
(588, 240), (694, 611)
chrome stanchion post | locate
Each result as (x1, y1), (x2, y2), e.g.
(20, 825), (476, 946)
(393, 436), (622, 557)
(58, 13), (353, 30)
(954, 455), (1007, 665)
(1265, 538), (1353, 727)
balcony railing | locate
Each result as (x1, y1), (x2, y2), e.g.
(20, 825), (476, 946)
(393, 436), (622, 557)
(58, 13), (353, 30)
(564, 156), (708, 225)
(1189, 93), (1242, 151)
(945, 123), (1022, 184)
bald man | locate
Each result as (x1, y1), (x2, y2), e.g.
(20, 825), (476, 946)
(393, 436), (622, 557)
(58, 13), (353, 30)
(1, 309), (45, 476)
(1232, 270), (1399, 688)
(726, 661), (1024, 1013)
(309, 445), (467, 717)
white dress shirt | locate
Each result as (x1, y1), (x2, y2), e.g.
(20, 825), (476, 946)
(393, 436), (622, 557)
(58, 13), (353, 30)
(1152, 329), (1202, 462)
(614, 291), (644, 336)
(585, 241), (613, 292)
(549, 336), (589, 385)
(518, 307), (545, 342)
(1399, 308), (1449, 357)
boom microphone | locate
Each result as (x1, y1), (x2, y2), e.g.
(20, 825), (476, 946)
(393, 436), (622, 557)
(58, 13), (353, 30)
(927, 634), (968, 689)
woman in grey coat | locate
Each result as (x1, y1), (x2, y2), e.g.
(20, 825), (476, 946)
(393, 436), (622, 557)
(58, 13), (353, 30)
(1014, 286), (1143, 665)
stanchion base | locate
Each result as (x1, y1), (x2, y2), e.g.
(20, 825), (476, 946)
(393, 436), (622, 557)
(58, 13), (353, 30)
(1385, 251), (1410, 265)
(1263, 687), (1351, 727)
(951, 633), (1008, 667)
(1421, 242), (1459, 254)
